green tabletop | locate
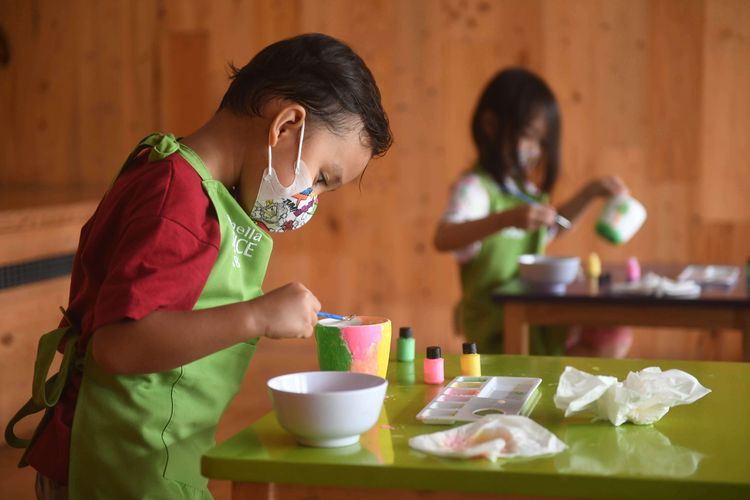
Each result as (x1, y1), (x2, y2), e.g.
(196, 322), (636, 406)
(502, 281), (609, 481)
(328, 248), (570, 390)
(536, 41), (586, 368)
(202, 355), (750, 499)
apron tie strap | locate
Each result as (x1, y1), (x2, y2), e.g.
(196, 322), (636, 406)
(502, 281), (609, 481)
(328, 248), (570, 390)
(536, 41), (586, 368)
(4, 308), (80, 467)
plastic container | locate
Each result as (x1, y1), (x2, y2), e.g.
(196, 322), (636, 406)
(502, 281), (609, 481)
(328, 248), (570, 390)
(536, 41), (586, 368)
(626, 256), (642, 282)
(586, 252), (602, 280)
(423, 346), (444, 385)
(460, 342), (481, 377)
(596, 195), (647, 245)
(396, 327), (415, 362)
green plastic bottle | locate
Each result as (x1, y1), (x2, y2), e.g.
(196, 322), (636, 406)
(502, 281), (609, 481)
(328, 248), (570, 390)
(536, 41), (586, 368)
(396, 327), (415, 362)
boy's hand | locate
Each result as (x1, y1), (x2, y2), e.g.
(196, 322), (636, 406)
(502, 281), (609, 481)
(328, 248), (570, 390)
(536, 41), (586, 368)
(506, 203), (557, 230)
(249, 282), (321, 339)
(590, 176), (629, 198)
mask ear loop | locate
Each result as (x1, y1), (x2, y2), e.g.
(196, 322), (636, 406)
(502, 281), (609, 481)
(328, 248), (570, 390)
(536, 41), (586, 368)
(295, 120), (305, 173)
(267, 144), (273, 176)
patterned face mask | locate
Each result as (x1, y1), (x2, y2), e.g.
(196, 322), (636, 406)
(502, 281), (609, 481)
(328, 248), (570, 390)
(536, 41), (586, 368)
(250, 121), (318, 232)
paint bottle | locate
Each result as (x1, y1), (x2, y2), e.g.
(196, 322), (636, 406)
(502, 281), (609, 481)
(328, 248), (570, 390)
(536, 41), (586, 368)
(586, 252), (601, 293)
(626, 256), (641, 282)
(397, 327), (416, 362)
(586, 252), (602, 280)
(460, 342), (481, 377)
(423, 346), (444, 385)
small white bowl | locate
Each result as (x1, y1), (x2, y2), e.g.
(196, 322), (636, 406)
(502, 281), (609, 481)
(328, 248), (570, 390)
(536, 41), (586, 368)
(267, 371), (388, 448)
(518, 254), (581, 293)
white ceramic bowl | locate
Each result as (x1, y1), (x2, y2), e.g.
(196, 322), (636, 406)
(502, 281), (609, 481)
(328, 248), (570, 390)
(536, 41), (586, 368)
(518, 255), (581, 293)
(267, 371), (388, 448)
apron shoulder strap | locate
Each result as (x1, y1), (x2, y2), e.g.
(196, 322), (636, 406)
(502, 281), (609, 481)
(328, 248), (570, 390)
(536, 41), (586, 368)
(109, 133), (214, 189)
(139, 133), (213, 181)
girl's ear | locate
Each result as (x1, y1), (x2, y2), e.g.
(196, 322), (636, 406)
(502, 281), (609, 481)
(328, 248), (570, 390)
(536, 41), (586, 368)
(267, 103), (306, 147)
(480, 109), (498, 140)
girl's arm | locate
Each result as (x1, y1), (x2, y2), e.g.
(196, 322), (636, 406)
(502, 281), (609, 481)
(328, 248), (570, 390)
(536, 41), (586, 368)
(92, 282), (320, 375)
(434, 203), (557, 252)
(556, 176), (628, 226)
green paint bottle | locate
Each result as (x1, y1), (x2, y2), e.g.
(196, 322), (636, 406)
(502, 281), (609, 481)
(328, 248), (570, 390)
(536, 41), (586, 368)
(396, 327), (415, 362)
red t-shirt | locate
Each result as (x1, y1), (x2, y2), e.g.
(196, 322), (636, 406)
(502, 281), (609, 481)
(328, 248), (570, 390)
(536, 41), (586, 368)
(26, 151), (221, 483)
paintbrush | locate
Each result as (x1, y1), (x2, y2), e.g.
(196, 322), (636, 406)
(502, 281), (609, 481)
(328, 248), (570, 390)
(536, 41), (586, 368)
(511, 190), (572, 229)
(317, 312), (356, 321)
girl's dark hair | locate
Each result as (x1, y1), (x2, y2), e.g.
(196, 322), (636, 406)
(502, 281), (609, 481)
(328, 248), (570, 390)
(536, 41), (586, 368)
(220, 33), (392, 157)
(471, 68), (560, 193)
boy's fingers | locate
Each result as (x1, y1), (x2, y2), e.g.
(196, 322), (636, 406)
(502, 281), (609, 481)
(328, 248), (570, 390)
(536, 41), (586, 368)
(301, 325), (314, 338)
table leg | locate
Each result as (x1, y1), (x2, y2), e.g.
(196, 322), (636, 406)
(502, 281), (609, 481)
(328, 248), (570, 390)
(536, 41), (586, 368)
(503, 304), (529, 355)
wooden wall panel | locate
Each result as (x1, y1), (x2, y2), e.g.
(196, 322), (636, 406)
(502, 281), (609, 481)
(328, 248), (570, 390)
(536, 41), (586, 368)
(1, 0), (749, 360)
(699, 0), (750, 223)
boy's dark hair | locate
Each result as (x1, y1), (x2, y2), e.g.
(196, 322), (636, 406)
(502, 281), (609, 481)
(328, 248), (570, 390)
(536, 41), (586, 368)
(471, 67), (560, 193)
(220, 33), (392, 157)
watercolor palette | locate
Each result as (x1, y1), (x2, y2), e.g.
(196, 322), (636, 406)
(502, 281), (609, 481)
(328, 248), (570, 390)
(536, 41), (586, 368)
(416, 376), (542, 425)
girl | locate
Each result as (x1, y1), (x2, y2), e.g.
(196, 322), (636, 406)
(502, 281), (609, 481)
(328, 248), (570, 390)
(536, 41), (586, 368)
(434, 67), (631, 357)
(7, 33), (392, 499)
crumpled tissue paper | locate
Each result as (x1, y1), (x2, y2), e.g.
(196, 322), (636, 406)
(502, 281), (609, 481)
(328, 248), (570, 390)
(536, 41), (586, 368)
(408, 415), (567, 462)
(554, 366), (711, 426)
(610, 272), (701, 298)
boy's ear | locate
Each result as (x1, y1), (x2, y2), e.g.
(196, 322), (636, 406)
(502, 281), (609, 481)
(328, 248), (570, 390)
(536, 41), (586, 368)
(268, 103), (306, 147)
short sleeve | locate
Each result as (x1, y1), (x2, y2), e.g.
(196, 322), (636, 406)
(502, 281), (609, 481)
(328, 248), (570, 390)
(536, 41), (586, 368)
(91, 214), (219, 332)
(442, 174), (491, 224)
(441, 174), (491, 263)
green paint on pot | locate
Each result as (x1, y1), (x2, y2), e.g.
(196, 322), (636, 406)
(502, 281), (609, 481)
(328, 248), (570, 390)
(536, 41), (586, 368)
(315, 325), (353, 371)
(595, 220), (624, 245)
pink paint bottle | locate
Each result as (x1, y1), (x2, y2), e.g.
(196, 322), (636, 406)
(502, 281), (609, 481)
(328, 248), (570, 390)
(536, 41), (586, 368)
(626, 256), (641, 282)
(424, 346), (444, 385)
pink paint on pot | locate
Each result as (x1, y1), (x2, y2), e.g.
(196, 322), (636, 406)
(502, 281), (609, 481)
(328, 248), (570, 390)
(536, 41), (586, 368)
(342, 324), (382, 376)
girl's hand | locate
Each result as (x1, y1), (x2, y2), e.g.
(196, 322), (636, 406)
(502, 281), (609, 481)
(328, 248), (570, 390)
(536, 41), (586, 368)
(248, 282), (321, 339)
(590, 176), (629, 198)
(506, 203), (557, 231)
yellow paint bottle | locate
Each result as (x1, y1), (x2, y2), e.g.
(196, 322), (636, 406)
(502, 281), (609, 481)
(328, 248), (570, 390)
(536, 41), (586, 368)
(586, 252), (601, 279)
(586, 252), (601, 293)
(460, 342), (481, 377)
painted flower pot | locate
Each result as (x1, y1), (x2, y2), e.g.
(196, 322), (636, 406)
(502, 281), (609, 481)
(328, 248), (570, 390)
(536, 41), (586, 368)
(315, 316), (392, 378)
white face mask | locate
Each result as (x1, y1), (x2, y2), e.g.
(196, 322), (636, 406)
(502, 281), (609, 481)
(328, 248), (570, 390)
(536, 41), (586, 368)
(250, 121), (318, 232)
(518, 147), (542, 171)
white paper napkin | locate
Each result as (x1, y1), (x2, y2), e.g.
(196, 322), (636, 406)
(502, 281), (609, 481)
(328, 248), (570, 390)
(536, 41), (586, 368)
(610, 272), (701, 298)
(409, 415), (567, 462)
(554, 366), (711, 426)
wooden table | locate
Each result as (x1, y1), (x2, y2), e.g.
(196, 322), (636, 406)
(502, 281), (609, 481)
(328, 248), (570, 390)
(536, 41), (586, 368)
(202, 355), (750, 499)
(493, 264), (750, 361)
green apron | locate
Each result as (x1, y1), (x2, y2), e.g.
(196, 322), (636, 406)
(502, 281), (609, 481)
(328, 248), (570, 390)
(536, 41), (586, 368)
(6, 133), (273, 499)
(459, 168), (567, 355)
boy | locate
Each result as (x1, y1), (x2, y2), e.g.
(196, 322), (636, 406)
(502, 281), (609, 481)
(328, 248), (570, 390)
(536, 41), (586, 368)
(7, 32), (392, 499)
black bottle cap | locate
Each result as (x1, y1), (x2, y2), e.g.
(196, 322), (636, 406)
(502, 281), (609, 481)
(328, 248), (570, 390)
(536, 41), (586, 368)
(426, 346), (442, 359)
(399, 327), (413, 339)
(462, 342), (477, 354)
(598, 272), (612, 287)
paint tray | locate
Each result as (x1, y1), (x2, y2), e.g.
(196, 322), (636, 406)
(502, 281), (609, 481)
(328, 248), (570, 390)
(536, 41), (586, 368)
(416, 376), (542, 425)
